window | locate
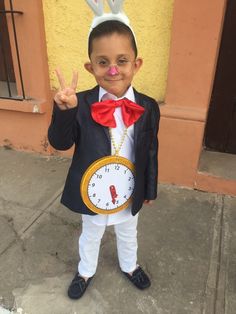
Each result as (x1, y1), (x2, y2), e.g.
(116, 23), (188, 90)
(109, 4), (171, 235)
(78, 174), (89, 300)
(0, 0), (24, 100)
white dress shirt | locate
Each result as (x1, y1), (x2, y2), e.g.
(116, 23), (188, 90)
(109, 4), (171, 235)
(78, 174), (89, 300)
(82, 86), (136, 226)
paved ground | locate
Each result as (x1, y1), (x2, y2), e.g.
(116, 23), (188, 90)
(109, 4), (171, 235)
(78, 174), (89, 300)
(0, 147), (235, 314)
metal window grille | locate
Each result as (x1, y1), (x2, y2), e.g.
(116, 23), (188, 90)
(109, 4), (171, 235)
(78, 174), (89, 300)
(0, 0), (25, 100)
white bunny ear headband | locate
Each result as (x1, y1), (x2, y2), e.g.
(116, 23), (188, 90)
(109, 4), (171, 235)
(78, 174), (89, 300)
(85, 0), (135, 38)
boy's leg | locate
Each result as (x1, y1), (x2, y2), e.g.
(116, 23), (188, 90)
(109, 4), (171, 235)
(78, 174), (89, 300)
(114, 214), (139, 273)
(68, 216), (106, 299)
(114, 214), (151, 290)
(78, 215), (106, 278)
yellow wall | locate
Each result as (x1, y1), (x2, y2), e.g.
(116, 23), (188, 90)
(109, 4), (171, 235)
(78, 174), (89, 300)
(43, 0), (174, 101)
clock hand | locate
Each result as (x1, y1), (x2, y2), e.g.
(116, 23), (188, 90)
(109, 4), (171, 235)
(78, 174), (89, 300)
(109, 185), (118, 204)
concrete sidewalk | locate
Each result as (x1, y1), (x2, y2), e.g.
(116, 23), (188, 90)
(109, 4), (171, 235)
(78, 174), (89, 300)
(0, 147), (235, 314)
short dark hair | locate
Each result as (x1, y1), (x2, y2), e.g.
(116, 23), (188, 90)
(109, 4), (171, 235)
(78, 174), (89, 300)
(88, 20), (138, 58)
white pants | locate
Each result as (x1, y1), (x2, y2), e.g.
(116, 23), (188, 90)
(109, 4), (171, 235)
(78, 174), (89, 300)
(78, 214), (139, 277)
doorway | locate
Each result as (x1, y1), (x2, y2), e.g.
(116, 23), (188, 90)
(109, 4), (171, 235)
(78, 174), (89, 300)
(205, 0), (236, 154)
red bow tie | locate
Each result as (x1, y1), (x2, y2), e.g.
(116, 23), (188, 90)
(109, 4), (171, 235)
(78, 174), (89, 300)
(91, 98), (145, 128)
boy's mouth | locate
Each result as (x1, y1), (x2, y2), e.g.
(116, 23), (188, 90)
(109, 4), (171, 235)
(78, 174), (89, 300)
(105, 78), (122, 81)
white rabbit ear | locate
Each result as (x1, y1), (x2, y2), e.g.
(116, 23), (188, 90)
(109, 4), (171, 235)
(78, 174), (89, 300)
(85, 0), (104, 16)
(107, 0), (124, 14)
(86, 0), (136, 43)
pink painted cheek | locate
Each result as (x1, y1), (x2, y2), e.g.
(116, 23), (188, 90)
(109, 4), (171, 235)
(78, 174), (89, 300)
(108, 66), (119, 76)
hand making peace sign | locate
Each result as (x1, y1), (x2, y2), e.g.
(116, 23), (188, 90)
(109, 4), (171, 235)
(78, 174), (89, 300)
(54, 69), (79, 110)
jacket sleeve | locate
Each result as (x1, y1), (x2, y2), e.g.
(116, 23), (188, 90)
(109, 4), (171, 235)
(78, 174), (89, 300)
(144, 101), (160, 200)
(48, 102), (79, 151)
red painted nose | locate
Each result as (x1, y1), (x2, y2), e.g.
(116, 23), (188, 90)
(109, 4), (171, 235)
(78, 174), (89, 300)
(108, 66), (119, 76)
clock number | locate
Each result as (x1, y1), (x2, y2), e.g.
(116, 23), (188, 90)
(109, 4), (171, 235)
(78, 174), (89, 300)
(124, 169), (128, 174)
(105, 167), (110, 173)
(98, 199), (101, 203)
(115, 165), (120, 170)
(128, 186), (132, 191)
(106, 202), (109, 207)
(93, 193), (96, 197)
(92, 183), (95, 187)
(128, 177), (132, 181)
(124, 195), (127, 199)
(96, 174), (102, 179)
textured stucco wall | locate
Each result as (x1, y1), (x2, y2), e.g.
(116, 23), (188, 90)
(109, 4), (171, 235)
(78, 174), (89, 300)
(43, 0), (174, 101)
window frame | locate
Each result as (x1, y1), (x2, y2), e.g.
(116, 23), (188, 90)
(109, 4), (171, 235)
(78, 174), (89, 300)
(0, 0), (51, 113)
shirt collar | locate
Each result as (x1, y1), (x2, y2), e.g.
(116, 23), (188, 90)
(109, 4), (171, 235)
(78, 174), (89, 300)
(99, 86), (135, 102)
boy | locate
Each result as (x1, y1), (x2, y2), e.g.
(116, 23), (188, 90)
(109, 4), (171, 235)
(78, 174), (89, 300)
(48, 19), (160, 299)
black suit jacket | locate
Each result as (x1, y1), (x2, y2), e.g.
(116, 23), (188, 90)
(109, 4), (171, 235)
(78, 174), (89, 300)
(48, 86), (160, 216)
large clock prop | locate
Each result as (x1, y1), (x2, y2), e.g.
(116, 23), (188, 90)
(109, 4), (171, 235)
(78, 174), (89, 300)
(80, 154), (135, 215)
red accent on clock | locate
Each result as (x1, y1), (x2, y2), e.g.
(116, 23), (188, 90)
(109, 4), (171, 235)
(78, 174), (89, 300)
(109, 185), (118, 204)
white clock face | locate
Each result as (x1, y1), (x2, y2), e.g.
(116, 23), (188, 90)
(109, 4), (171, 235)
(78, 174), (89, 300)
(87, 163), (135, 211)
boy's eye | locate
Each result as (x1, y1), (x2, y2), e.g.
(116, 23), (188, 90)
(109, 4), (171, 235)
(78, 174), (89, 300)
(97, 60), (109, 67)
(117, 59), (129, 66)
(95, 58), (131, 68)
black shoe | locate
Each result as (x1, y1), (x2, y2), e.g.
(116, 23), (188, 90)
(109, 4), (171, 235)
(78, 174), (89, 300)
(122, 266), (151, 290)
(68, 273), (93, 299)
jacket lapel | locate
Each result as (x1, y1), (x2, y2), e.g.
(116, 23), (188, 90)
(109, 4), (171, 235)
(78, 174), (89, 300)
(133, 89), (145, 150)
(85, 86), (110, 142)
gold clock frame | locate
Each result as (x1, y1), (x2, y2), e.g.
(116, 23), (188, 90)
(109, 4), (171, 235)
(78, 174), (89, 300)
(80, 155), (135, 215)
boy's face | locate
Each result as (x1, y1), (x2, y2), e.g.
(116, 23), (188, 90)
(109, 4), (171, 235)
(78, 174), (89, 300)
(84, 33), (143, 98)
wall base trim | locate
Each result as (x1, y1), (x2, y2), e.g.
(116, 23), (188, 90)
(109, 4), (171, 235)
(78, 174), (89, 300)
(195, 172), (236, 196)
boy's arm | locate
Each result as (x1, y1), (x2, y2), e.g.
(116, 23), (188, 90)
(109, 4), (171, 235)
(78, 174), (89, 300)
(144, 101), (160, 201)
(48, 69), (79, 151)
(48, 103), (79, 150)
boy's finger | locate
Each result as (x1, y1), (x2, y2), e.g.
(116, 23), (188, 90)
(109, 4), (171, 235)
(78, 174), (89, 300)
(71, 71), (79, 91)
(143, 200), (153, 205)
(60, 94), (69, 103)
(55, 68), (66, 90)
